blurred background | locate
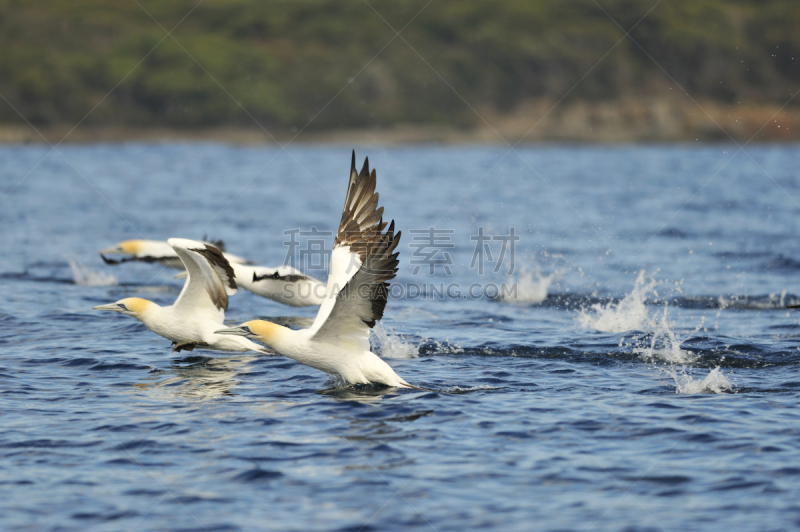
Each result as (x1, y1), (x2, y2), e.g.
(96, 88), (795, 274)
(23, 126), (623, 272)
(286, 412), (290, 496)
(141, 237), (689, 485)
(0, 0), (797, 143)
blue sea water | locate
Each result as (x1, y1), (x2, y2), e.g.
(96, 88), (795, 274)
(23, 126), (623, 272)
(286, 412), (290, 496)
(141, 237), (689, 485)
(1, 143), (800, 531)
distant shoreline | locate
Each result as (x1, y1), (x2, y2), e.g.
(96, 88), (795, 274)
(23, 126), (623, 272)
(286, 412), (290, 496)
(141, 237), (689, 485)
(1, 99), (797, 145)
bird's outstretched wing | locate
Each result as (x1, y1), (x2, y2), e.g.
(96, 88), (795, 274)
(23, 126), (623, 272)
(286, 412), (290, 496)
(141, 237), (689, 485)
(311, 221), (400, 350)
(307, 151), (398, 350)
(169, 238), (237, 321)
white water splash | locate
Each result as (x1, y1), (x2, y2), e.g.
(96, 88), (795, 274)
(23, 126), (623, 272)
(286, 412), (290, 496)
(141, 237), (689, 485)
(579, 271), (718, 385)
(667, 366), (733, 394)
(633, 306), (701, 364)
(578, 270), (658, 332)
(444, 385), (499, 394)
(500, 265), (560, 305)
(68, 258), (117, 286)
(371, 323), (419, 359)
(621, 296), (732, 393)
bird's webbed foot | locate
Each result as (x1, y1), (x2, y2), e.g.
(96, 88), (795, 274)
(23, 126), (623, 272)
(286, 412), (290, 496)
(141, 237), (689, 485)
(171, 341), (210, 353)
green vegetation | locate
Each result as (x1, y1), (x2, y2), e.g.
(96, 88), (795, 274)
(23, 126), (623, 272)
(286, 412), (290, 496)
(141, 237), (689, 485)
(0, 0), (797, 131)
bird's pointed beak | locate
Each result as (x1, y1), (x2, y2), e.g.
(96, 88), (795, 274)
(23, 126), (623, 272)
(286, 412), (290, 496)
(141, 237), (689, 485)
(215, 325), (251, 337)
(99, 245), (122, 255)
(93, 303), (124, 312)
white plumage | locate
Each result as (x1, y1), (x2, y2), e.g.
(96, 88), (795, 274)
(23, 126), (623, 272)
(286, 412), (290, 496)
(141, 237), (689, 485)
(99, 238), (248, 270)
(99, 239), (324, 307)
(93, 238), (268, 354)
(230, 263), (326, 307)
(216, 152), (412, 388)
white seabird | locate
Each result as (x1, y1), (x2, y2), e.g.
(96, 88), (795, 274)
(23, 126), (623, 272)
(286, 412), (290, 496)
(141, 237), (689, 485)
(99, 238), (249, 270)
(93, 238), (269, 354)
(230, 263), (326, 307)
(216, 152), (414, 388)
(101, 239), (325, 307)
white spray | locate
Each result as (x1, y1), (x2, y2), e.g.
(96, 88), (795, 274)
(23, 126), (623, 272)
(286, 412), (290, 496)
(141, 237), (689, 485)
(666, 366), (733, 394)
(371, 322), (420, 359)
(578, 270), (732, 394)
(500, 263), (562, 305)
(578, 270), (658, 333)
(68, 258), (117, 287)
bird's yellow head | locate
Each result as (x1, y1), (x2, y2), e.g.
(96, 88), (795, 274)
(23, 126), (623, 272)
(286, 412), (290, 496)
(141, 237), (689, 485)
(99, 239), (145, 256)
(215, 320), (285, 346)
(93, 297), (154, 316)
(118, 240), (144, 255)
(247, 320), (284, 342)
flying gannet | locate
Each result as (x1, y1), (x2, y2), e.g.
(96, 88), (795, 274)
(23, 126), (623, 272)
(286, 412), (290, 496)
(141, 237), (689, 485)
(231, 263), (326, 307)
(216, 152), (413, 388)
(101, 239), (325, 307)
(93, 238), (269, 354)
(100, 238), (249, 270)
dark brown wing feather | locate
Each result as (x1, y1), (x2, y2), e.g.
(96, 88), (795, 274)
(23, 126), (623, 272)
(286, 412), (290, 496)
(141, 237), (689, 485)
(314, 220), (401, 338)
(310, 151), (399, 341)
(202, 235), (226, 252)
(189, 244), (237, 310)
(335, 151), (388, 261)
(353, 220), (401, 327)
(252, 272), (310, 283)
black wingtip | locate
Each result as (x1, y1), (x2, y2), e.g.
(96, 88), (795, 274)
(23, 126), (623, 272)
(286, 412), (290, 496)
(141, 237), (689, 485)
(192, 244), (237, 293)
(351, 150), (356, 174)
(360, 156), (370, 178)
(788, 304), (800, 310)
(202, 235), (226, 252)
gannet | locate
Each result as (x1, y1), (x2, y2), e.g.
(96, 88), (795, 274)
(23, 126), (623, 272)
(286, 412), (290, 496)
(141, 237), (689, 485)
(93, 238), (269, 354)
(99, 238), (249, 270)
(231, 263), (327, 307)
(216, 152), (414, 388)
(102, 239), (325, 307)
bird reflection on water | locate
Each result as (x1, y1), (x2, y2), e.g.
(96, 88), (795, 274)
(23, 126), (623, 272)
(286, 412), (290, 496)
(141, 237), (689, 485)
(136, 354), (257, 399)
(127, 316), (318, 399)
(317, 381), (405, 402)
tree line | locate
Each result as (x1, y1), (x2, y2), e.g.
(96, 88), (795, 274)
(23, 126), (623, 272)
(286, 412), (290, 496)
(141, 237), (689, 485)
(0, 0), (796, 132)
